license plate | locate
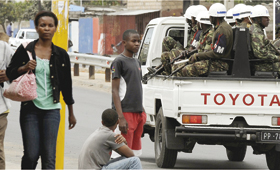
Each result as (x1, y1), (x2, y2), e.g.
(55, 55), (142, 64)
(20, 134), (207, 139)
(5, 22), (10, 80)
(261, 132), (280, 141)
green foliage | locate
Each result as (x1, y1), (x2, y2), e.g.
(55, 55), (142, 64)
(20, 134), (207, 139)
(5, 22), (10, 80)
(0, 2), (14, 25)
(24, 0), (52, 20)
(73, 0), (120, 6)
(0, 1), (52, 32)
(203, 0), (223, 4)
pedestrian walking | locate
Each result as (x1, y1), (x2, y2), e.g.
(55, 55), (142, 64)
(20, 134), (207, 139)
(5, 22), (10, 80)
(78, 109), (142, 169)
(0, 32), (13, 169)
(111, 29), (146, 156)
(6, 23), (12, 37)
(6, 11), (76, 169)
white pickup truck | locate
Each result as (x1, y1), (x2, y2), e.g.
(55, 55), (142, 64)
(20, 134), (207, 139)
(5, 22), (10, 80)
(138, 17), (280, 170)
(9, 29), (38, 47)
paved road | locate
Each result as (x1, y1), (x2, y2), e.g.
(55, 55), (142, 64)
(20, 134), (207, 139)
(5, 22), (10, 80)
(4, 84), (269, 169)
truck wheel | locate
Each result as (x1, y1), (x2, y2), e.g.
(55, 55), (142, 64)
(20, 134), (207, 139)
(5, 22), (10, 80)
(266, 147), (280, 170)
(154, 107), (177, 168)
(226, 145), (247, 161)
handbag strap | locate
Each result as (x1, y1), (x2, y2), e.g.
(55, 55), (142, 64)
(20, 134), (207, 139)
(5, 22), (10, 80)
(21, 42), (33, 61)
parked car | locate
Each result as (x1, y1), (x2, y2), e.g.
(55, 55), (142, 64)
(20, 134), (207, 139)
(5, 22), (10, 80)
(9, 29), (38, 47)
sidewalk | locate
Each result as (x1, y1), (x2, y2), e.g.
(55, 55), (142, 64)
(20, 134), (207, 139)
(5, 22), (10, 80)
(71, 68), (111, 93)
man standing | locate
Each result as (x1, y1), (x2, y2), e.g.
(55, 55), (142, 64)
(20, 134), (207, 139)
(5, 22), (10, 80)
(6, 23), (12, 37)
(0, 32), (14, 169)
(111, 29), (146, 156)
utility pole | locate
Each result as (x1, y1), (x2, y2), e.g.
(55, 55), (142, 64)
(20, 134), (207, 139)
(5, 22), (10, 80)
(52, 0), (69, 169)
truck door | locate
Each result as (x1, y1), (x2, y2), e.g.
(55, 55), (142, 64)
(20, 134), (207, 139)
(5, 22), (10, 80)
(138, 27), (154, 75)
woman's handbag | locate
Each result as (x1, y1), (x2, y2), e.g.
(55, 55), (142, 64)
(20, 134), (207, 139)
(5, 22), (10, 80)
(4, 42), (37, 101)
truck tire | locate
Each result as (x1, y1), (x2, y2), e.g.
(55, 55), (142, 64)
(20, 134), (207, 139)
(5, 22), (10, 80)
(226, 145), (247, 161)
(266, 147), (280, 170)
(154, 107), (177, 168)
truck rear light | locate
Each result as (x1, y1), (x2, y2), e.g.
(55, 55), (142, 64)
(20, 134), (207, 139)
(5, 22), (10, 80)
(272, 117), (280, 126)
(182, 115), (207, 124)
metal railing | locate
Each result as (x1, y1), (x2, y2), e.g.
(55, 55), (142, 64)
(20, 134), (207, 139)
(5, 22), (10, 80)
(11, 46), (113, 82)
(68, 52), (113, 82)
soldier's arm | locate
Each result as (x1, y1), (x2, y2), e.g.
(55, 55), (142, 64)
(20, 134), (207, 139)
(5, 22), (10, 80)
(251, 33), (279, 62)
(196, 32), (229, 60)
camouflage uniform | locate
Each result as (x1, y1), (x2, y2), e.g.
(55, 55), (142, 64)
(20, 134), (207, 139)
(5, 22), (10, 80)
(161, 36), (184, 75)
(237, 21), (251, 28)
(273, 38), (280, 50)
(161, 25), (202, 76)
(186, 25), (198, 49)
(250, 23), (280, 73)
(180, 20), (233, 77)
(236, 20), (242, 27)
(197, 27), (214, 53)
(173, 27), (214, 77)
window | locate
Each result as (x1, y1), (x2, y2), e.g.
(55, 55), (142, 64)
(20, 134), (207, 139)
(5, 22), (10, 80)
(17, 30), (23, 39)
(138, 27), (154, 65)
(167, 28), (184, 46)
(26, 32), (39, 39)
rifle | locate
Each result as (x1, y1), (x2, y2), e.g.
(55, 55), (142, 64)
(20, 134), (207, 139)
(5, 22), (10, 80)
(269, 41), (280, 55)
(143, 49), (198, 83)
(142, 64), (164, 83)
(164, 49), (198, 80)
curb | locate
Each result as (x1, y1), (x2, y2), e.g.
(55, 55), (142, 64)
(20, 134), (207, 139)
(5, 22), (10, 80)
(71, 70), (111, 93)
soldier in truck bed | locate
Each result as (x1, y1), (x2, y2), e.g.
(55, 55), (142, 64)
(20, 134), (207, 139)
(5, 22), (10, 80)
(178, 3), (233, 77)
(232, 4), (253, 29)
(249, 5), (280, 75)
(173, 10), (214, 77)
(159, 5), (207, 75)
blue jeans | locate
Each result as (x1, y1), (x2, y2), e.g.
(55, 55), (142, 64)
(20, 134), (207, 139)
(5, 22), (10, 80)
(102, 156), (142, 169)
(20, 101), (60, 169)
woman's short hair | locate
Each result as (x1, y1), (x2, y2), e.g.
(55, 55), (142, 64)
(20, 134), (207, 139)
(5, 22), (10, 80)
(34, 11), (58, 27)
(102, 109), (118, 127)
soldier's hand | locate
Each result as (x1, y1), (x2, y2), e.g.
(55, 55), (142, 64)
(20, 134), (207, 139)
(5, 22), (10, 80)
(180, 50), (188, 59)
(188, 54), (197, 64)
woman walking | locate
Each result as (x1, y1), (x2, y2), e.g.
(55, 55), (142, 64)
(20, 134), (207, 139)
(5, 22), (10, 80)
(6, 11), (76, 169)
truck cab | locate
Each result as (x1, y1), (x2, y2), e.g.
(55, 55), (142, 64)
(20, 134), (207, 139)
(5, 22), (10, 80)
(138, 17), (280, 170)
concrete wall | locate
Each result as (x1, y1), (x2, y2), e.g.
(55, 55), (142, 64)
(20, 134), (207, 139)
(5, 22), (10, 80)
(79, 18), (93, 54)
(127, 0), (183, 17)
(69, 21), (79, 52)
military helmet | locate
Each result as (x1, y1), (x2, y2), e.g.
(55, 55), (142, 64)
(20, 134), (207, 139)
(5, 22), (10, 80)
(225, 8), (235, 24)
(184, 5), (196, 20)
(250, 5), (269, 18)
(239, 5), (253, 19)
(196, 11), (211, 25)
(232, 3), (246, 20)
(209, 3), (227, 17)
(190, 5), (208, 18)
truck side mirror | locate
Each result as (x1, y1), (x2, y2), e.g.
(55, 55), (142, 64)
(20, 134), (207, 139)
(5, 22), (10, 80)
(19, 36), (23, 39)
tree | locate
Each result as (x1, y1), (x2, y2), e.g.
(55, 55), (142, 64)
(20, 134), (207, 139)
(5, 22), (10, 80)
(13, 1), (33, 33)
(0, 2), (14, 33)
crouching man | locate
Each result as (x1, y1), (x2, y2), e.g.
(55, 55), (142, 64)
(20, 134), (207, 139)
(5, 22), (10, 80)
(78, 109), (142, 169)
